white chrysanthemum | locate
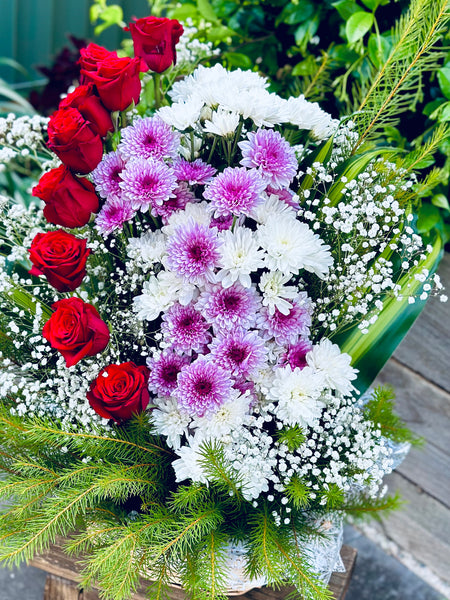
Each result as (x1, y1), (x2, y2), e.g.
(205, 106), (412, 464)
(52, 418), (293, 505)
(223, 88), (285, 128)
(269, 366), (326, 427)
(217, 227), (265, 288)
(133, 272), (179, 321)
(203, 108), (240, 137)
(306, 339), (357, 396)
(258, 214), (333, 277)
(151, 397), (191, 449)
(157, 98), (204, 130)
(250, 193), (295, 225)
(162, 201), (211, 236)
(192, 392), (251, 439)
(127, 230), (166, 267)
(279, 95), (337, 140)
(259, 271), (298, 315)
(172, 435), (208, 484)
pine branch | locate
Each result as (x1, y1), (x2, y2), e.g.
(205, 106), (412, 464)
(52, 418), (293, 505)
(351, 0), (449, 153)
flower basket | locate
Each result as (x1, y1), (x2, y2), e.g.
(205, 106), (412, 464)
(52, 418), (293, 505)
(0, 6), (446, 600)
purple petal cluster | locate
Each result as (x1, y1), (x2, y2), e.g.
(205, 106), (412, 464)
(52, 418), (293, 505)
(92, 151), (126, 199)
(166, 220), (221, 284)
(120, 157), (177, 212)
(119, 116), (180, 161)
(173, 158), (216, 185)
(209, 329), (267, 378)
(95, 196), (136, 236)
(161, 303), (211, 353)
(196, 282), (259, 331)
(175, 357), (232, 416)
(239, 129), (298, 190)
(258, 298), (311, 345)
(147, 351), (190, 397)
(203, 167), (266, 217)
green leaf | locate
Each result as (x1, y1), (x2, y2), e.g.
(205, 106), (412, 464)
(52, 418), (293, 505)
(367, 34), (392, 68)
(197, 0), (219, 23)
(223, 52), (253, 69)
(206, 25), (235, 42)
(360, 0), (382, 10)
(294, 17), (320, 50)
(417, 203), (441, 233)
(437, 67), (450, 100)
(170, 5), (199, 21)
(439, 102), (450, 122)
(276, 1), (315, 26)
(332, 0), (361, 21)
(431, 193), (450, 210)
(337, 234), (443, 394)
(346, 11), (374, 43)
(292, 56), (317, 76)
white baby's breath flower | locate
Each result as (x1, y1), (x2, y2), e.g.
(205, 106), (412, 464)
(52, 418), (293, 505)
(306, 339), (357, 396)
(217, 227), (265, 288)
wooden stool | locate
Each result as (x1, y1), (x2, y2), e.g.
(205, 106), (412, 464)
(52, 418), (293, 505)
(32, 544), (357, 600)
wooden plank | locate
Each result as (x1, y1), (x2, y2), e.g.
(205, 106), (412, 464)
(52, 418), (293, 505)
(31, 543), (357, 600)
(0, 0), (18, 82)
(393, 253), (450, 392)
(44, 575), (80, 600)
(371, 471), (450, 584)
(374, 359), (450, 505)
(52, 0), (91, 55)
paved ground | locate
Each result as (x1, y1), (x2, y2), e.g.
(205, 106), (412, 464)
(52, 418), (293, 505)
(0, 527), (446, 600)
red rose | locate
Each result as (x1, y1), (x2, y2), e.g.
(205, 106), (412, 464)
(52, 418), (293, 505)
(79, 43), (118, 84)
(126, 17), (184, 73)
(87, 362), (150, 422)
(43, 297), (110, 367)
(47, 107), (104, 174)
(59, 84), (113, 138)
(32, 165), (99, 228)
(29, 231), (90, 292)
(80, 55), (142, 112)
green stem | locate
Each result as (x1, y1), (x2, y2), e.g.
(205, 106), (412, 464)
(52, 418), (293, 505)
(153, 73), (162, 110)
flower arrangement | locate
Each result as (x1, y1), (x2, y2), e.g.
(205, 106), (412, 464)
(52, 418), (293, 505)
(0, 12), (446, 600)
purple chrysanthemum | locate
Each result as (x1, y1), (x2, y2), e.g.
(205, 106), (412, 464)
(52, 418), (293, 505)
(239, 129), (298, 190)
(196, 282), (259, 331)
(281, 339), (313, 370)
(95, 196), (137, 236)
(161, 303), (211, 353)
(210, 213), (234, 231)
(173, 158), (216, 185)
(147, 351), (190, 396)
(120, 157), (177, 212)
(153, 182), (196, 223)
(267, 186), (300, 210)
(175, 357), (232, 416)
(92, 151), (126, 199)
(118, 116), (180, 161)
(209, 329), (267, 378)
(258, 297), (311, 345)
(203, 167), (265, 217)
(166, 219), (221, 284)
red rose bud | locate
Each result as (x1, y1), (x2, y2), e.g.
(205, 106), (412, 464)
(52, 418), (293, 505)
(87, 362), (150, 422)
(43, 297), (110, 367)
(126, 16), (184, 73)
(59, 84), (113, 138)
(29, 231), (90, 292)
(47, 107), (104, 174)
(78, 43), (118, 84)
(32, 165), (99, 228)
(80, 55), (142, 112)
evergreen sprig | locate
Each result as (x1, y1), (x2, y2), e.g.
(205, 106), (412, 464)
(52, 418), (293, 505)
(352, 0), (449, 152)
